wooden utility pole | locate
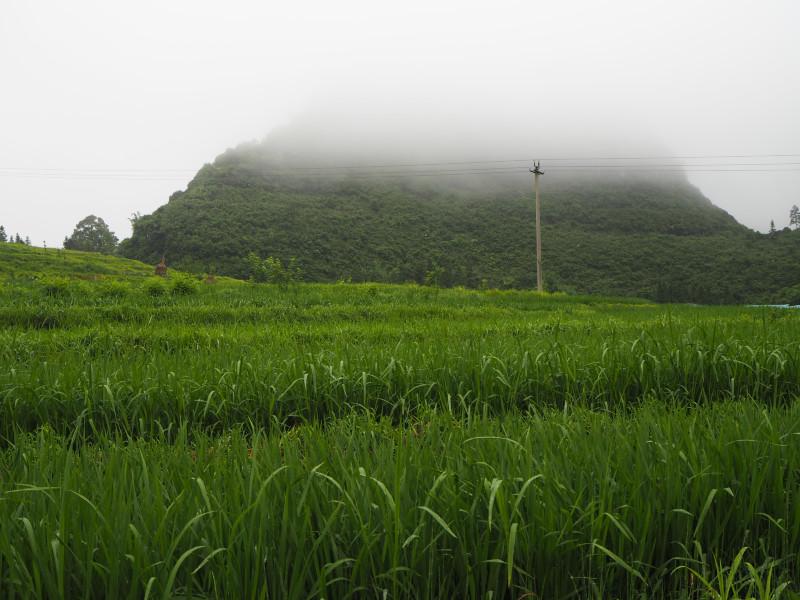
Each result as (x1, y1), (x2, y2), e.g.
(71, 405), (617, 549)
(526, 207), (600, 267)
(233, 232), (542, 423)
(530, 161), (544, 292)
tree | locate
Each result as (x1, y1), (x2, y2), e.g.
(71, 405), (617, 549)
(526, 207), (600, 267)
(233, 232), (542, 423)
(0, 226), (6, 242)
(769, 220), (777, 235)
(63, 215), (118, 254)
(14, 234), (22, 244)
(24, 236), (31, 246)
(791, 205), (800, 230)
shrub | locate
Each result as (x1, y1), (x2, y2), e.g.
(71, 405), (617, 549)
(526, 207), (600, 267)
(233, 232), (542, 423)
(246, 253), (302, 286)
(170, 274), (199, 296)
(143, 278), (167, 297)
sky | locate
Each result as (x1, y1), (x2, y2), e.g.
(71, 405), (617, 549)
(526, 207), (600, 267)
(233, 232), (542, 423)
(1, 0), (799, 246)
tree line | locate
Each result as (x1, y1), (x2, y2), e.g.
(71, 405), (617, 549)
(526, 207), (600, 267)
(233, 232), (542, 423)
(1, 215), (120, 253)
(0, 226), (31, 246)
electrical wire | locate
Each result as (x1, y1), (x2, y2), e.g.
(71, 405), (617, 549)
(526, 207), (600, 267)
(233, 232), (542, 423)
(2, 153), (800, 180)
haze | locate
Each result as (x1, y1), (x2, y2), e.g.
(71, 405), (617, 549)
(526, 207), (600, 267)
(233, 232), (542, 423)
(1, 0), (799, 246)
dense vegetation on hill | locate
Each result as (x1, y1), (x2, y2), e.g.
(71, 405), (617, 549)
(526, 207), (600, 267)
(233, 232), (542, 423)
(118, 144), (800, 303)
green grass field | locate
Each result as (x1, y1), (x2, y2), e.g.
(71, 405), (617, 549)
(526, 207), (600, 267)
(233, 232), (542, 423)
(1, 246), (799, 598)
(0, 243), (155, 281)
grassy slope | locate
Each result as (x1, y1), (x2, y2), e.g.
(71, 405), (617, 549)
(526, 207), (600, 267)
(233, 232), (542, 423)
(0, 242), (154, 280)
(117, 147), (800, 303)
(0, 243), (245, 289)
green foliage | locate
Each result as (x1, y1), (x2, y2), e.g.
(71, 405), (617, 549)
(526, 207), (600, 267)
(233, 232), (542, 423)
(0, 403), (799, 598)
(678, 546), (791, 600)
(97, 280), (131, 300)
(39, 276), (74, 298)
(169, 273), (199, 296)
(143, 277), (167, 297)
(772, 283), (800, 305)
(246, 252), (302, 285)
(3, 271), (800, 597)
(2, 278), (800, 435)
(0, 240), (153, 281)
(63, 214), (118, 254)
(117, 148), (800, 303)
(0, 225), (6, 243)
(423, 264), (445, 287)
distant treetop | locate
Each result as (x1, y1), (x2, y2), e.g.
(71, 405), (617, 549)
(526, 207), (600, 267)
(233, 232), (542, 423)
(64, 215), (118, 254)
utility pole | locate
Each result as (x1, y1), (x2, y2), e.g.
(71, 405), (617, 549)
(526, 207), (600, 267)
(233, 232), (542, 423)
(530, 161), (544, 292)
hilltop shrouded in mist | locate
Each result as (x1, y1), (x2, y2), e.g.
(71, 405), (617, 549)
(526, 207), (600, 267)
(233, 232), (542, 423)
(202, 105), (692, 203)
(237, 102), (672, 170)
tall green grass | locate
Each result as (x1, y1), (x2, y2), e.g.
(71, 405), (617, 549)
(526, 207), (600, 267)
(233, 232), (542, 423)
(1, 402), (798, 599)
(2, 278), (800, 597)
(1, 281), (798, 437)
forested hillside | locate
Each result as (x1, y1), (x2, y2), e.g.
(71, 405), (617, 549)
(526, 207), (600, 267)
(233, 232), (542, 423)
(119, 144), (800, 303)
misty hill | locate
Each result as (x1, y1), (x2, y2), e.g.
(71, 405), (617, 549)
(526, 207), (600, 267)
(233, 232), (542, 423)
(118, 144), (800, 303)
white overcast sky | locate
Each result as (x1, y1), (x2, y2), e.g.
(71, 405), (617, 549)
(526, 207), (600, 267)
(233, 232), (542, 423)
(1, 0), (799, 245)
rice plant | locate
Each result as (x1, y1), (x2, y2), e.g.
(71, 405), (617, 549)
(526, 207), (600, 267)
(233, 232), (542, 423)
(1, 278), (799, 597)
(0, 403), (798, 598)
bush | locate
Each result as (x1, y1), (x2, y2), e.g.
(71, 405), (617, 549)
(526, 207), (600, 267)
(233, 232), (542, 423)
(246, 253), (302, 286)
(143, 278), (167, 298)
(170, 274), (199, 296)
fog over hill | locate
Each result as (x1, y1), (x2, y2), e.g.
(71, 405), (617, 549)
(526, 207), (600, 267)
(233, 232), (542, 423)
(232, 100), (672, 169)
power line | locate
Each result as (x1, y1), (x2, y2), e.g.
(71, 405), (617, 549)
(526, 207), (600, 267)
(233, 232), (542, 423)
(336, 167), (800, 179)
(544, 168), (800, 173)
(2, 168), (800, 181)
(0, 167), (197, 173)
(2, 153), (800, 174)
(546, 162), (800, 168)
(2, 156), (800, 181)
(0, 174), (190, 181)
(538, 153), (800, 162)
(196, 153), (800, 171)
(297, 161), (800, 174)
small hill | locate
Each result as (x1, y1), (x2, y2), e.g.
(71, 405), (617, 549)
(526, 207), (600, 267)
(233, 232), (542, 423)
(118, 143), (800, 303)
(0, 243), (154, 280)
